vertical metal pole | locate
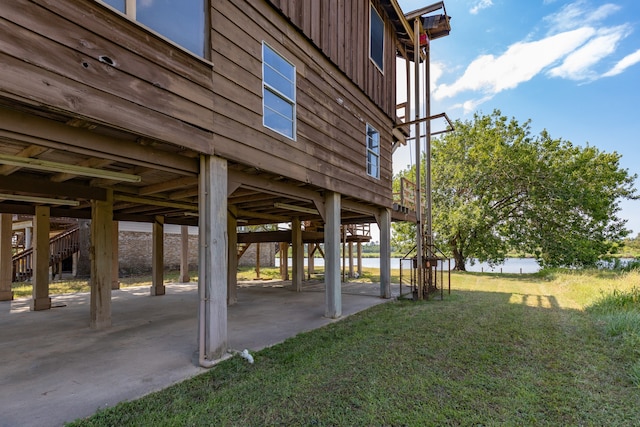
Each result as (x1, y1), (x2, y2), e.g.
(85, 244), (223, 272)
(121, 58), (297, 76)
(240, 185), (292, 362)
(413, 18), (423, 300)
(425, 45), (433, 260)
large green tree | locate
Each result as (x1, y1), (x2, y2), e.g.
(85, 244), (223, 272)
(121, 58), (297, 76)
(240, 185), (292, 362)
(393, 110), (637, 270)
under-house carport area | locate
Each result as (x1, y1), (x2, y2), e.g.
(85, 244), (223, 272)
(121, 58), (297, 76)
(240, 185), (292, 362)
(0, 279), (399, 427)
(0, 105), (394, 394)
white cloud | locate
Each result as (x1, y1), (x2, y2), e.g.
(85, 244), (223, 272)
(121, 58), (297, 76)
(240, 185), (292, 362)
(470, 0), (493, 15)
(548, 25), (631, 80)
(544, 0), (621, 33)
(433, 27), (595, 100)
(451, 96), (496, 114)
(602, 49), (640, 77)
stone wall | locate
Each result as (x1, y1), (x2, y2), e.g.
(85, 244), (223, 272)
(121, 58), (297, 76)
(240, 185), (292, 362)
(117, 231), (276, 275)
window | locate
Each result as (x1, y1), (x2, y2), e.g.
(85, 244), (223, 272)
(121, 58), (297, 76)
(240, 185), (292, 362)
(366, 124), (380, 179)
(262, 43), (296, 139)
(369, 4), (384, 72)
(100, 0), (206, 57)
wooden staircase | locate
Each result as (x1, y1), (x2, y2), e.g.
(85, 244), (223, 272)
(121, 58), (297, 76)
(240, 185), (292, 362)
(12, 225), (80, 282)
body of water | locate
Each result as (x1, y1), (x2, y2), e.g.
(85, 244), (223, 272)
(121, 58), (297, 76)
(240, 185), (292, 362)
(277, 257), (540, 273)
(277, 257), (635, 274)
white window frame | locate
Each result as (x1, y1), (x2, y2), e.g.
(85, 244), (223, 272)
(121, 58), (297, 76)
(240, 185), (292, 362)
(262, 42), (297, 140)
(369, 3), (385, 73)
(97, 0), (207, 58)
(366, 124), (381, 179)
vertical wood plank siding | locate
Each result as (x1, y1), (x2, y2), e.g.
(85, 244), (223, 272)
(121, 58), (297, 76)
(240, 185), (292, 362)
(267, 0), (397, 120)
(211, 0), (393, 206)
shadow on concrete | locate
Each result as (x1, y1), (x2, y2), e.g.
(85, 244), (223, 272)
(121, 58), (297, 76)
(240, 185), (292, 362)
(0, 280), (398, 427)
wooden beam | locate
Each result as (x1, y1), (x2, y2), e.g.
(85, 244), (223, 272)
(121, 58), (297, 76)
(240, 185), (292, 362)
(0, 145), (50, 175)
(0, 214), (13, 301)
(198, 155), (228, 362)
(50, 158), (114, 182)
(324, 191), (341, 318)
(179, 225), (190, 284)
(235, 209), (288, 222)
(0, 174), (107, 201)
(378, 208), (391, 298)
(138, 176), (199, 196)
(0, 108), (198, 175)
(227, 215), (238, 305)
(114, 194), (198, 211)
(228, 169), (325, 214)
(90, 190), (113, 328)
(150, 216), (165, 296)
(0, 153), (141, 182)
(31, 205), (51, 311)
(292, 217), (303, 292)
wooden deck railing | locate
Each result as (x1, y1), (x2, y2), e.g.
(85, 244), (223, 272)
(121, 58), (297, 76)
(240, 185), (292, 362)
(12, 226), (79, 282)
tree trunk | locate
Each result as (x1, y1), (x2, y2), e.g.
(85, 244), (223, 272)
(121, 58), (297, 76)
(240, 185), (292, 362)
(452, 246), (466, 271)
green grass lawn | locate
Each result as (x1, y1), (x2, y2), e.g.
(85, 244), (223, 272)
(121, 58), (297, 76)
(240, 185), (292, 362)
(65, 269), (640, 426)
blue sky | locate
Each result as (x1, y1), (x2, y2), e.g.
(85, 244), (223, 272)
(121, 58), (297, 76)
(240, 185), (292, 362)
(394, 0), (640, 237)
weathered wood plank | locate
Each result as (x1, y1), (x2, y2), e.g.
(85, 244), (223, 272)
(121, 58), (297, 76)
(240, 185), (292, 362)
(31, 0), (214, 89)
(0, 53), (213, 153)
(0, 16), (213, 131)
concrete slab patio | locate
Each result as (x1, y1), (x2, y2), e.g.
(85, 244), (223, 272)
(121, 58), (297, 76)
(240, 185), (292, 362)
(0, 280), (399, 427)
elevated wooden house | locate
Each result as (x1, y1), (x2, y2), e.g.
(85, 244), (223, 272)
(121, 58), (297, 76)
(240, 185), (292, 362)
(0, 0), (440, 364)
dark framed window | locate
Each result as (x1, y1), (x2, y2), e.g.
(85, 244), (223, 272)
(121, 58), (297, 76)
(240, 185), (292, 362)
(366, 124), (380, 179)
(370, 4), (384, 72)
(100, 0), (206, 57)
(263, 43), (296, 140)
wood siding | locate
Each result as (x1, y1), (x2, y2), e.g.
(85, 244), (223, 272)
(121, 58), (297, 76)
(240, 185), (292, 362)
(0, 0), (214, 153)
(0, 0), (394, 208)
(211, 0), (393, 206)
(267, 0), (398, 120)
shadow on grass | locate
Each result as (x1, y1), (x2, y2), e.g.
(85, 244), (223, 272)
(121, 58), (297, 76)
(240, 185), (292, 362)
(62, 283), (640, 427)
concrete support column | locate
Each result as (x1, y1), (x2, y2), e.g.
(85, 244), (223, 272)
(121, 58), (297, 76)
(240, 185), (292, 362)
(198, 155), (228, 362)
(291, 217), (303, 291)
(150, 216), (165, 296)
(180, 225), (190, 283)
(0, 214), (13, 301)
(111, 221), (120, 290)
(324, 191), (341, 318)
(90, 191), (113, 329)
(378, 208), (392, 299)
(31, 206), (51, 311)
(357, 242), (363, 278)
(227, 213), (238, 305)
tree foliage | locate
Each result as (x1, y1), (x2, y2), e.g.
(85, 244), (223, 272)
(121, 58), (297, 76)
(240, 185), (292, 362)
(393, 110), (637, 270)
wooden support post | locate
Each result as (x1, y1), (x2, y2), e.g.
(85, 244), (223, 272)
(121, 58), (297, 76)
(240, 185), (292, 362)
(227, 214), (238, 305)
(255, 243), (261, 279)
(179, 225), (190, 283)
(348, 241), (354, 278)
(111, 220), (120, 289)
(291, 217), (303, 292)
(198, 155), (228, 362)
(0, 214), (13, 301)
(90, 191), (113, 328)
(308, 243), (315, 277)
(324, 191), (341, 318)
(31, 206), (51, 311)
(25, 226), (32, 249)
(357, 241), (363, 278)
(379, 208), (391, 298)
(150, 216), (165, 296)
(279, 242), (289, 280)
